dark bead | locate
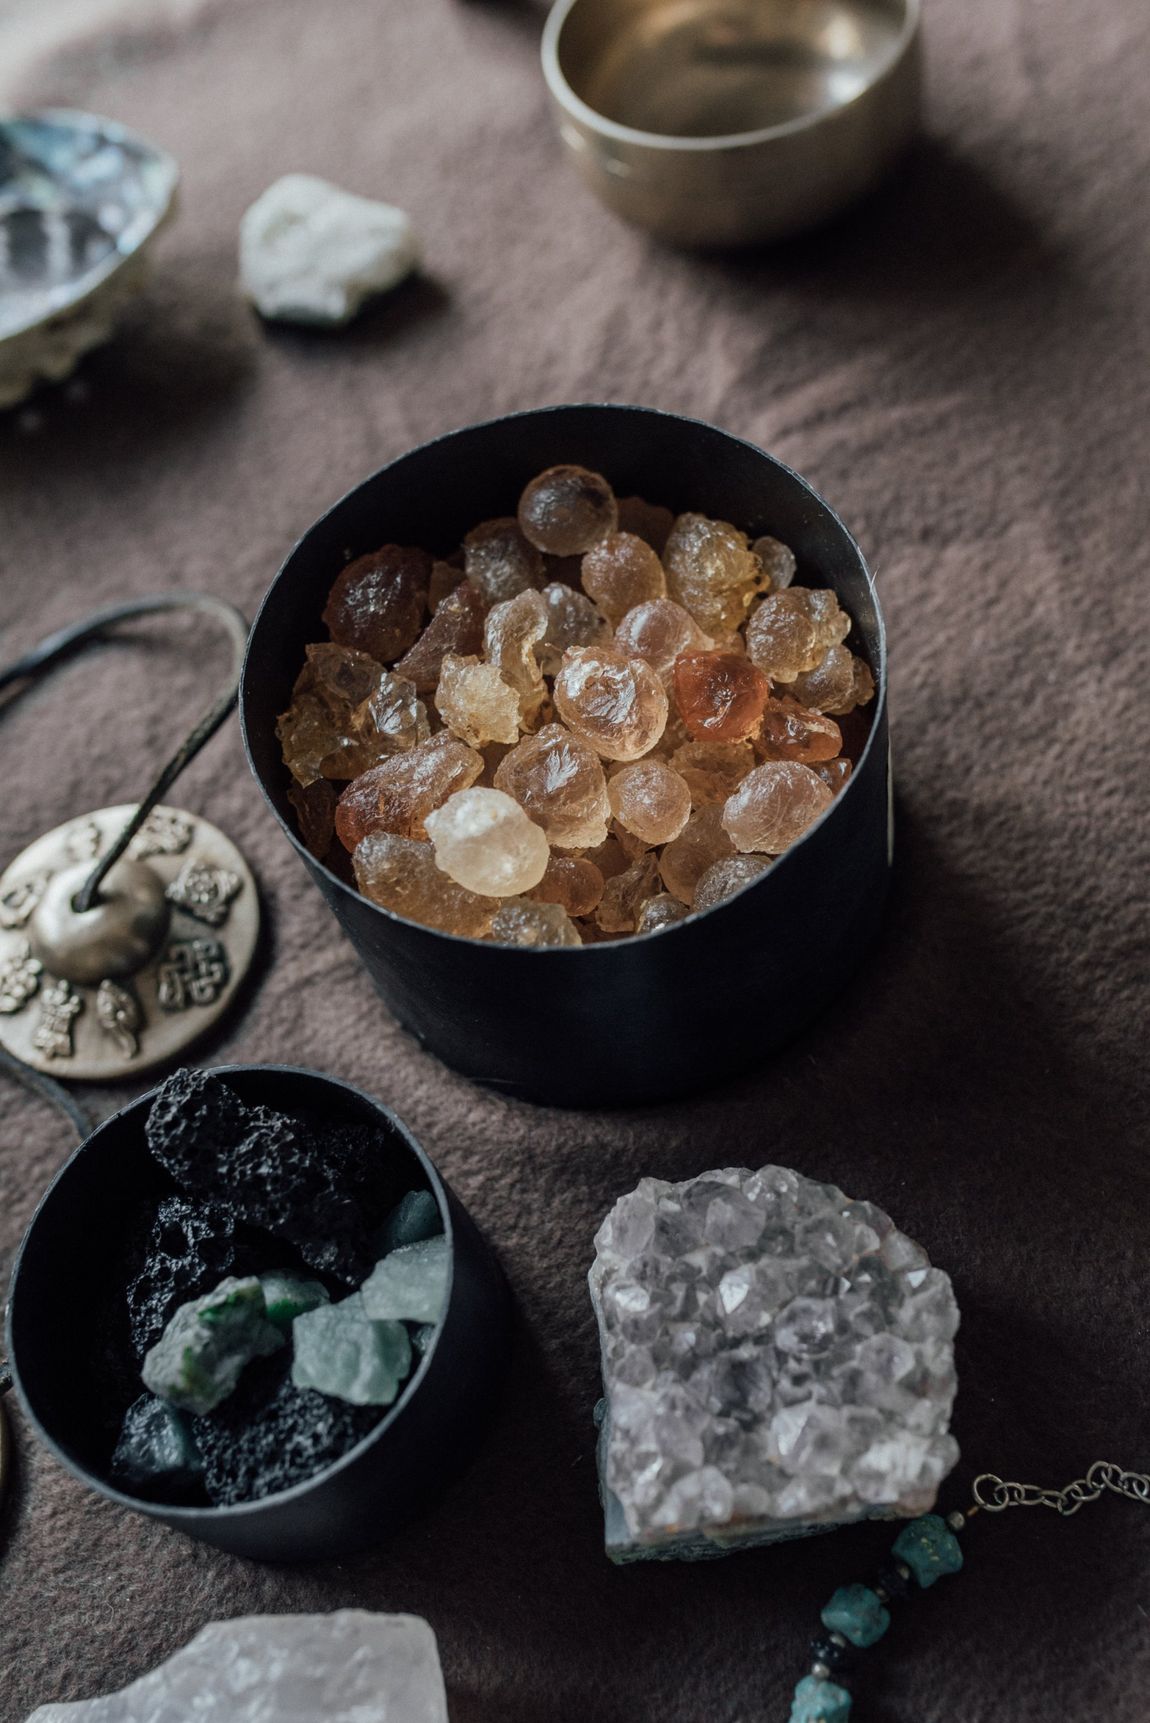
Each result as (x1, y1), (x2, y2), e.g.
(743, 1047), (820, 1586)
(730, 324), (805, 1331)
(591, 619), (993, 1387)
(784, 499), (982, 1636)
(810, 1633), (857, 1676)
(874, 1559), (915, 1600)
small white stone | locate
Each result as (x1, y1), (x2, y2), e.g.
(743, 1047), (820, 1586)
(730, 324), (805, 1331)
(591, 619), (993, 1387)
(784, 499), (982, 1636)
(25, 1611), (448, 1721)
(239, 174), (420, 326)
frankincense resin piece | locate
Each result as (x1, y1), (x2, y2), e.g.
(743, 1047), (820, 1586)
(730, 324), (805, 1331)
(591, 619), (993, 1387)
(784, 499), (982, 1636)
(671, 739), (755, 808)
(335, 731), (483, 850)
(353, 831), (496, 936)
(663, 513), (768, 635)
(288, 778), (336, 859)
(539, 582), (611, 673)
(614, 598), (711, 681)
(323, 545), (431, 662)
(352, 669), (430, 758)
(745, 588), (850, 683)
(673, 651), (770, 742)
(616, 495), (674, 554)
(424, 787), (550, 896)
(607, 759), (692, 846)
(750, 535), (796, 590)
(596, 851), (660, 933)
(789, 645), (875, 715)
(435, 655), (521, 748)
(692, 854), (769, 911)
(463, 517), (544, 606)
(721, 761), (834, 854)
(756, 697), (843, 763)
(553, 645), (668, 761)
(396, 581), (486, 693)
(518, 464), (618, 556)
(277, 644), (381, 785)
(490, 898), (582, 947)
(635, 892), (689, 934)
(483, 589), (548, 720)
(527, 854), (605, 918)
(812, 758), (853, 792)
(581, 532), (666, 625)
(494, 723), (611, 848)
(658, 807), (735, 905)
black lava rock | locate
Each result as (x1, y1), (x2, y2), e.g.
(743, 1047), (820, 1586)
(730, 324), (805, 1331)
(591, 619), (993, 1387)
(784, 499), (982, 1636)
(145, 1070), (388, 1284)
(193, 1357), (381, 1505)
(126, 1195), (262, 1357)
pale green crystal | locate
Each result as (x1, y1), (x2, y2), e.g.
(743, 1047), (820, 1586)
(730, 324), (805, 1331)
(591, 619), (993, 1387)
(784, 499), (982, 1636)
(259, 1271), (330, 1333)
(361, 1235), (450, 1324)
(376, 1189), (442, 1255)
(411, 1322), (437, 1356)
(142, 1276), (284, 1414)
(291, 1293), (413, 1406)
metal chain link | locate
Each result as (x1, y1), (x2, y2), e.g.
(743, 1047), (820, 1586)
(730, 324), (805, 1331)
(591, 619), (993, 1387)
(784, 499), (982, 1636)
(971, 1461), (1150, 1517)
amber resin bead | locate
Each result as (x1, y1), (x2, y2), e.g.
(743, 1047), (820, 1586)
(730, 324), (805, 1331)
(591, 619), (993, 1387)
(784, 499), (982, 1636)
(674, 651), (770, 743)
(663, 512), (768, 635)
(518, 464), (618, 556)
(494, 723), (611, 849)
(596, 851), (660, 933)
(435, 654), (521, 748)
(526, 854), (605, 918)
(745, 587), (851, 683)
(658, 806), (735, 906)
(553, 645), (668, 762)
(322, 544), (431, 663)
(395, 580), (486, 693)
(616, 495), (675, 554)
(722, 761), (834, 854)
(335, 731), (484, 850)
(353, 831), (496, 937)
(756, 697), (843, 763)
(671, 739), (755, 808)
(581, 532), (667, 625)
(463, 517), (545, 606)
(607, 759), (692, 846)
(692, 854), (769, 912)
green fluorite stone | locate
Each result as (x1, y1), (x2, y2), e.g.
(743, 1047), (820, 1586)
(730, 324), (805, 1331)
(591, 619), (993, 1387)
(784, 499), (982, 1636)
(789, 1674), (852, 1722)
(291, 1293), (412, 1406)
(259, 1271), (330, 1333)
(821, 1583), (890, 1647)
(892, 1513), (964, 1587)
(142, 1276), (284, 1414)
(376, 1189), (441, 1254)
(361, 1235), (450, 1325)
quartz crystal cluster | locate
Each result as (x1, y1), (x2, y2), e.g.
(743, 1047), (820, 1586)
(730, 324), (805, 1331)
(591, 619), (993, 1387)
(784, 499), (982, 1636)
(590, 1166), (959, 1561)
(25, 1611), (448, 1722)
(278, 466), (875, 945)
(107, 1069), (450, 1506)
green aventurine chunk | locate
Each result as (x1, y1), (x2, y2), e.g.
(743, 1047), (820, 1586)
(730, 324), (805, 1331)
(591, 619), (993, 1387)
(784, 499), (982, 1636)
(113, 1394), (203, 1489)
(361, 1235), (450, 1324)
(291, 1293), (412, 1405)
(375, 1189), (442, 1254)
(142, 1276), (284, 1414)
(259, 1271), (330, 1333)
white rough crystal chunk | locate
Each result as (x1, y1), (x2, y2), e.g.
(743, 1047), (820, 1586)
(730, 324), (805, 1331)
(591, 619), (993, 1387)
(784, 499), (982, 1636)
(590, 1165), (959, 1561)
(25, 1611), (448, 1721)
(239, 174), (420, 326)
(361, 1235), (451, 1324)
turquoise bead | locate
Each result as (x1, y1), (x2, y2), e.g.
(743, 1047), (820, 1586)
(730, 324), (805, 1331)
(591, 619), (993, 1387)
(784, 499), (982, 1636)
(891, 1513), (964, 1587)
(789, 1674), (852, 1722)
(821, 1583), (890, 1647)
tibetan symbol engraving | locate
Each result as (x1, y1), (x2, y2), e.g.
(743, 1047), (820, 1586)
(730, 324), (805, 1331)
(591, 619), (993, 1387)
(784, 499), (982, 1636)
(157, 937), (230, 1011)
(166, 858), (241, 927)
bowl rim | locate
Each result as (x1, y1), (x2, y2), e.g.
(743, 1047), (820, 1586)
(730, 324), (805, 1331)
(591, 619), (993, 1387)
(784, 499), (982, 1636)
(240, 401), (887, 956)
(5, 1062), (458, 1522)
(541, 0), (921, 154)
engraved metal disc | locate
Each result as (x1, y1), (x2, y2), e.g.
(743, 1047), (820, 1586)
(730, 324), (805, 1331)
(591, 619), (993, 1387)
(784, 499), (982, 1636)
(0, 805), (258, 1080)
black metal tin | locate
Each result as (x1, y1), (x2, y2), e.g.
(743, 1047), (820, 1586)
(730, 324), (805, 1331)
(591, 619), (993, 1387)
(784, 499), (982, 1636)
(241, 405), (890, 1108)
(5, 1064), (512, 1562)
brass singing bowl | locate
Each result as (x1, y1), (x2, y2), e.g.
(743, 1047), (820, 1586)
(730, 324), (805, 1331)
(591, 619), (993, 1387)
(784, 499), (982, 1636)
(542, 0), (922, 247)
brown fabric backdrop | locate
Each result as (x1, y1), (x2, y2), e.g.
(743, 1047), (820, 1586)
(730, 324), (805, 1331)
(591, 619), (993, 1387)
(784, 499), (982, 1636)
(1, 0), (1148, 1717)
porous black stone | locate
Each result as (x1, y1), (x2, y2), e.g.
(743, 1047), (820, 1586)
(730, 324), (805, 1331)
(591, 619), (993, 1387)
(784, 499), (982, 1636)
(126, 1195), (261, 1357)
(145, 1070), (388, 1283)
(193, 1357), (381, 1505)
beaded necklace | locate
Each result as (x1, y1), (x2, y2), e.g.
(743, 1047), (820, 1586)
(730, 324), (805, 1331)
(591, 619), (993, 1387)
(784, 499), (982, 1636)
(789, 1462), (1150, 1721)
